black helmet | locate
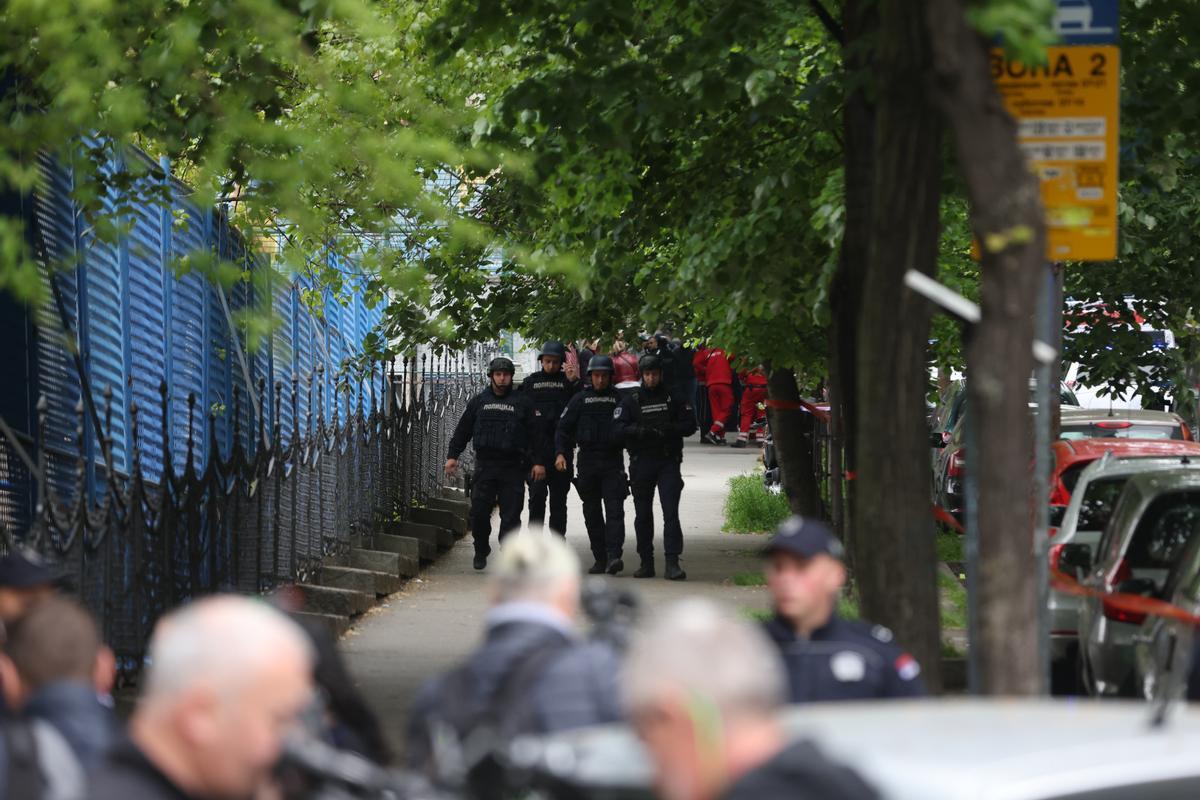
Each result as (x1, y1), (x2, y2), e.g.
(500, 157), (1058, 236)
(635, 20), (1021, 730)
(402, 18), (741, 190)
(587, 355), (614, 374)
(538, 341), (567, 360)
(488, 356), (515, 376)
(639, 354), (663, 373)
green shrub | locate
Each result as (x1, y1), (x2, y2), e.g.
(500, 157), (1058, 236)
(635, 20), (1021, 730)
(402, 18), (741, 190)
(936, 529), (965, 563)
(732, 572), (767, 586)
(723, 474), (792, 533)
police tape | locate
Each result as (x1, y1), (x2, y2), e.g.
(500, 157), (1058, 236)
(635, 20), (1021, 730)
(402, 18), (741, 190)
(932, 504), (965, 533)
(1049, 559), (1200, 626)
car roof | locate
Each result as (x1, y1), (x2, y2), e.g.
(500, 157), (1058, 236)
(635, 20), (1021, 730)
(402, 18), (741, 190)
(1123, 467), (1200, 494)
(1060, 407), (1184, 425)
(523, 700), (1200, 800)
(1054, 438), (1200, 461)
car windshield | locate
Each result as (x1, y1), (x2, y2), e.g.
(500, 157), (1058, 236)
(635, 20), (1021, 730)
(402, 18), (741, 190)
(1060, 424), (1182, 441)
(1127, 491), (1200, 570)
(1075, 477), (1128, 531)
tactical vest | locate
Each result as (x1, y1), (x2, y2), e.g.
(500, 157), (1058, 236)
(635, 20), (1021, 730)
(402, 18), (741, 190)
(526, 374), (573, 421)
(576, 391), (619, 446)
(473, 395), (525, 453)
(637, 388), (673, 433)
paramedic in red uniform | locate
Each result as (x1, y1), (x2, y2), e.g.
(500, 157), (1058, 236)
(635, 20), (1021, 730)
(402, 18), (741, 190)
(734, 364), (769, 448)
(699, 346), (733, 445)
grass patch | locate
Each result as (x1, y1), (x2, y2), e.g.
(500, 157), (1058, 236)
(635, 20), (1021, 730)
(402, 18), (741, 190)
(936, 529), (964, 563)
(723, 474), (791, 533)
(941, 640), (965, 659)
(732, 572), (766, 587)
(939, 572), (968, 630)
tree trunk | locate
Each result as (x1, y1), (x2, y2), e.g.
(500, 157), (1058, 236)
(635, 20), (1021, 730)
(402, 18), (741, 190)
(925, 2), (1045, 695)
(828, 0), (876, 557)
(851, 0), (944, 693)
(766, 366), (821, 517)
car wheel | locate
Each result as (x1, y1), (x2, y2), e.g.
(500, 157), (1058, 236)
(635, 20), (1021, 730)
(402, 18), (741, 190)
(1078, 648), (1097, 697)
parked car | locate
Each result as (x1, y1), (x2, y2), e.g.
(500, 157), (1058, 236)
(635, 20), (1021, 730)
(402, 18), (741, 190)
(1046, 446), (1200, 689)
(1133, 532), (1200, 703)
(1076, 469), (1200, 696)
(1059, 407), (1192, 442)
(512, 700), (1200, 800)
(930, 380), (1079, 457)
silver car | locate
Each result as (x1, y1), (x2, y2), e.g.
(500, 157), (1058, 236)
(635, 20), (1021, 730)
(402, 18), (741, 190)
(1050, 454), (1200, 671)
(1078, 469), (1200, 696)
(1133, 533), (1200, 702)
(515, 700), (1200, 799)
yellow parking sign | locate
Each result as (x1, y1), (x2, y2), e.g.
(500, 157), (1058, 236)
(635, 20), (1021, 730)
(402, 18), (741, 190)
(990, 45), (1120, 261)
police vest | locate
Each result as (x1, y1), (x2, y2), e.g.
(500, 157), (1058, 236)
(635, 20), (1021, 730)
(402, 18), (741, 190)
(473, 396), (525, 452)
(526, 375), (573, 421)
(576, 391), (619, 446)
(636, 388), (673, 433)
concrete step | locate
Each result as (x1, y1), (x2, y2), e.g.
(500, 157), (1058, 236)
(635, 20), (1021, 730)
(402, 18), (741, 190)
(412, 507), (467, 537)
(441, 486), (468, 501)
(351, 548), (401, 575)
(319, 565), (403, 597)
(295, 583), (373, 617)
(425, 496), (470, 518)
(293, 611), (351, 639)
(390, 521), (453, 556)
(370, 533), (421, 561)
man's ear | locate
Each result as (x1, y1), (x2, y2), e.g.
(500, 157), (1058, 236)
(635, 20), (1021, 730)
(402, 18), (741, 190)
(94, 645), (117, 696)
(0, 654), (26, 710)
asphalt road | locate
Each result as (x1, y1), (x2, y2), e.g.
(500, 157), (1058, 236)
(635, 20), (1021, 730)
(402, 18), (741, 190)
(340, 439), (770, 754)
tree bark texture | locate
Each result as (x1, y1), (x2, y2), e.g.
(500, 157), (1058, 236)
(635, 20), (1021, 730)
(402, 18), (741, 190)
(851, 0), (944, 693)
(925, 1), (1045, 695)
(766, 367), (822, 518)
(828, 0), (877, 555)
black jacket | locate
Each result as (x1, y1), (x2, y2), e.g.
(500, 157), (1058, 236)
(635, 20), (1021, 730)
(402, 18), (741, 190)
(762, 614), (927, 704)
(447, 386), (541, 466)
(25, 681), (119, 772)
(88, 737), (195, 799)
(555, 386), (624, 472)
(723, 739), (879, 800)
(517, 370), (580, 463)
(614, 384), (696, 460)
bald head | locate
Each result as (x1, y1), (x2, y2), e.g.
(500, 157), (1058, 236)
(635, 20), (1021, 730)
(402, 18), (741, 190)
(133, 595), (315, 799)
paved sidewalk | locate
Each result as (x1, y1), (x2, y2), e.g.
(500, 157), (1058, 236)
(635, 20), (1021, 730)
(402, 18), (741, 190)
(341, 439), (770, 753)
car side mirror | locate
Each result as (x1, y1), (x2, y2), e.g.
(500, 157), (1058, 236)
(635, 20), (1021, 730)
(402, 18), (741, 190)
(1058, 543), (1092, 576)
(930, 431), (947, 448)
(1116, 577), (1158, 597)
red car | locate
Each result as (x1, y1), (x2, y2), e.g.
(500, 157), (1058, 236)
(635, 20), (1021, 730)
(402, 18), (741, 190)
(1048, 439), (1200, 528)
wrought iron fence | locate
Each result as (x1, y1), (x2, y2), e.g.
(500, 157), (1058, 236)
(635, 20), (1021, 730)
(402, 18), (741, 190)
(1, 347), (487, 680)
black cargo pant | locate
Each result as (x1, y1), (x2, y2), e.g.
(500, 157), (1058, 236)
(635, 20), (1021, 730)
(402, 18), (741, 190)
(630, 454), (685, 559)
(528, 457), (572, 536)
(574, 460), (627, 563)
(471, 460), (526, 558)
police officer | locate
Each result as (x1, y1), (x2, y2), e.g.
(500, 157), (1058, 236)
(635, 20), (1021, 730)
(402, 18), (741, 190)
(446, 357), (543, 571)
(556, 355), (627, 575)
(614, 354), (696, 580)
(517, 341), (581, 536)
(761, 516), (926, 703)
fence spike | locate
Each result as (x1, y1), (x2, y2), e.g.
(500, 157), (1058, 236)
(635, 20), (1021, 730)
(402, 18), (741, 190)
(291, 373), (301, 446)
(232, 384), (242, 443)
(186, 392), (197, 468)
(258, 378), (268, 448)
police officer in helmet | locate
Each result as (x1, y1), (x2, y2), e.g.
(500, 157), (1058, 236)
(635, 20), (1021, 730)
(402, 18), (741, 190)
(556, 355), (628, 575)
(761, 516), (927, 703)
(446, 357), (543, 571)
(517, 341), (580, 536)
(614, 354), (696, 580)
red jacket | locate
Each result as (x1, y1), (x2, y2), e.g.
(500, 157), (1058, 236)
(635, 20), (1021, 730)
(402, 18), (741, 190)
(692, 348), (710, 383)
(703, 348), (733, 386)
(612, 351), (640, 385)
(739, 366), (768, 388)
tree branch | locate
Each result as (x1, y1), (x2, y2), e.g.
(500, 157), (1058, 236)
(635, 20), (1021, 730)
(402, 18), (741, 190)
(808, 0), (845, 45)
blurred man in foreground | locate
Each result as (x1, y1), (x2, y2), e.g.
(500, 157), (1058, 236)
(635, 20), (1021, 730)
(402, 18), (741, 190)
(623, 599), (878, 800)
(406, 531), (621, 779)
(0, 596), (118, 771)
(89, 595), (314, 799)
(762, 516), (925, 702)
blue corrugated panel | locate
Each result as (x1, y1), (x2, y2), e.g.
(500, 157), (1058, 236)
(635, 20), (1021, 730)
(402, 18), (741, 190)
(32, 154), (83, 499)
(271, 282), (296, 445)
(292, 291), (316, 435)
(124, 154), (168, 483)
(79, 159), (129, 475)
(168, 191), (210, 474)
(206, 211), (232, 460)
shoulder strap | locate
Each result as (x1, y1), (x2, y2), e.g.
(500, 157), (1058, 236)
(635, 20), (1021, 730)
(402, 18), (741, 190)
(488, 635), (575, 736)
(4, 717), (47, 799)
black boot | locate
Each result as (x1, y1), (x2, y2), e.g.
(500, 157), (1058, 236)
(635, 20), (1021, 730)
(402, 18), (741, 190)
(633, 558), (655, 578)
(664, 556), (687, 581)
(606, 557), (625, 576)
(473, 554), (488, 571)
(588, 560), (607, 575)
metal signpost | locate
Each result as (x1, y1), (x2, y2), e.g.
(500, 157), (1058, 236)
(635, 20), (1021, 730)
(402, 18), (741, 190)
(987, 0), (1120, 693)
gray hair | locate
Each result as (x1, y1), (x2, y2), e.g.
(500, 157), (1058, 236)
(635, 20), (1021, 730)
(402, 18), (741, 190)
(142, 595), (314, 703)
(623, 599), (786, 719)
(489, 531), (581, 604)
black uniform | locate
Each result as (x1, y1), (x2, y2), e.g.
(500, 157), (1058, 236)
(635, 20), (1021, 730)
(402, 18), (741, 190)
(614, 384), (696, 562)
(722, 739), (880, 800)
(518, 370), (580, 535)
(447, 386), (541, 559)
(556, 386), (626, 565)
(762, 613), (926, 704)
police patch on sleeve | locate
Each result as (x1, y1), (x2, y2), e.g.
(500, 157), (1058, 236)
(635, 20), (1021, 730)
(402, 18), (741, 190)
(871, 625), (894, 643)
(613, 407), (623, 419)
(895, 653), (921, 681)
